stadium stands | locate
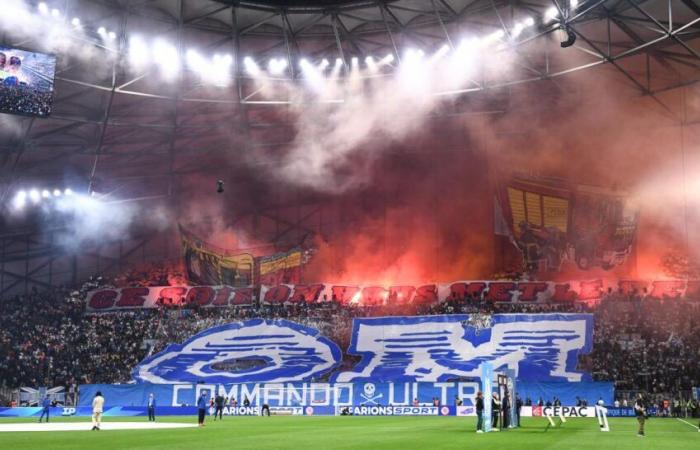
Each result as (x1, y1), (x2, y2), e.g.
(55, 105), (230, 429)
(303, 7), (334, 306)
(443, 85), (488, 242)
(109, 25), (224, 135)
(1, 264), (698, 415)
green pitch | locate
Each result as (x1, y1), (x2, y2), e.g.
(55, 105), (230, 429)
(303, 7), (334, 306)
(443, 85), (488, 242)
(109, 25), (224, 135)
(0, 416), (697, 449)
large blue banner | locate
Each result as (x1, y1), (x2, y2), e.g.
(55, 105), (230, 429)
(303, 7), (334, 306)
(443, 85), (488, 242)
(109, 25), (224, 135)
(133, 314), (593, 384)
(133, 319), (342, 384)
(79, 381), (613, 408)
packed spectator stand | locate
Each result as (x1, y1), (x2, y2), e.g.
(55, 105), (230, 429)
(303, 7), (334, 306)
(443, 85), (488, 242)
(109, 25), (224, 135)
(0, 262), (698, 416)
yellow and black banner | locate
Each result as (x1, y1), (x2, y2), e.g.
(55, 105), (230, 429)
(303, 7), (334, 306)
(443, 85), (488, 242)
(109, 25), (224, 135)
(256, 248), (303, 285)
(180, 225), (254, 287)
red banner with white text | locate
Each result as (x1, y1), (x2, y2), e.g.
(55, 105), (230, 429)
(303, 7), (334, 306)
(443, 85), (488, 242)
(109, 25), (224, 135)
(84, 279), (700, 312)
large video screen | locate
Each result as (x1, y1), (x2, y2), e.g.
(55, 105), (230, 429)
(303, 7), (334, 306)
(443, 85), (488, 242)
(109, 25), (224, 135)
(0, 46), (56, 118)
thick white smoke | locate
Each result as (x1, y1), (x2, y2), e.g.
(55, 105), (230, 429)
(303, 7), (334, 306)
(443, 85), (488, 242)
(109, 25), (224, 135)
(258, 42), (517, 193)
(0, 0), (113, 70)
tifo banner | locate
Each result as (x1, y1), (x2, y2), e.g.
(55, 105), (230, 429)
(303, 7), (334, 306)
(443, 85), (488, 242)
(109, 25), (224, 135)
(85, 279), (700, 311)
(133, 319), (342, 384)
(256, 248), (303, 285)
(132, 315), (592, 384)
(334, 315), (592, 383)
(496, 175), (639, 273)
(180, 225), (254, 286)
(78, 381), (613, 409)
(86, 285), (255, 311)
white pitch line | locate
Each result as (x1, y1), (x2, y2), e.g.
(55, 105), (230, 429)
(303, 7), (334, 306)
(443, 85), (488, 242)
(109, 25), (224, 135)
(0, 421), (198, 432)
(676, 418), (699, 430)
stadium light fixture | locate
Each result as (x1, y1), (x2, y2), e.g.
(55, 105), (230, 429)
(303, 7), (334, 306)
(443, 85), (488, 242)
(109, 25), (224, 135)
(51, 8), (61, 18)
(64, 188), (73, 196)
(320, 59), (330, 71)
(365, 56), (378, 74)
(524, 17), (535, 27)
(42, 190), (51, 198)
(97, 26), (107, 36)
(330, 58), (343, 78)
(208, 53), (233, 86)
(108, 31), (117, 40)
(129, 36), (150, 68)
(153, 40), (180, 80)
(381, 54), (395, 65)
(71, 17), (81, 27)
(13, 191), (26, 210)
(512, 22), (526, 38)
(186, 49), (204, 69)
(29, 189), (40, 203)
(545, 6), (559, 22)
(38, 3), (49, 15)
(244, 56), (261, 77)
(53, 189), (62, 197)
(268, 58), (288, 75)
(571, 0), (579, 8)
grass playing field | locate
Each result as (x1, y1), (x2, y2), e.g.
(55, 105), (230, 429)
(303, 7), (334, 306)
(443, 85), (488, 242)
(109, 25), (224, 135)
(0, 415), (697, 449)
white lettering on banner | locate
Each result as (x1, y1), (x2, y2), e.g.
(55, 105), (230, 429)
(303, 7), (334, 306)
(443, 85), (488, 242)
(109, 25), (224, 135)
(310, 383), (331, 405)
(195, 384), (216, 402)
(286, 384), (304, 406)
(61, 407), (76, 416)
(457, 382), (479, 407)
(389, 383), (410, 405)
(173, 384), (193, 406)
(333, 384), (353, 407)
(263, 384), (284, 405)
(225, 406), (260, 415)
(349, 406), (439, 416)
(185, 382), (478, 407)
(220, 384), (239, 403)
(434, 383), (452, 406)
(241, 384), (260, 405)
(86, 279), (697, 311)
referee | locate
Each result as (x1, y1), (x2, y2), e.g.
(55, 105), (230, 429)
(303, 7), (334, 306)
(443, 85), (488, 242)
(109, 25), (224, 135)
(634, 393), (647, 437)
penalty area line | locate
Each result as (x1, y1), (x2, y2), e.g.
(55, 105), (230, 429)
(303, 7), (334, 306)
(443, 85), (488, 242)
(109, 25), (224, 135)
(676, 418), (699, 430)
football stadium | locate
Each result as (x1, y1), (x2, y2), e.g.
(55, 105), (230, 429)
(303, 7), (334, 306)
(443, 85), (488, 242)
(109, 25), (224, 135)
(0, 0), (699, 449)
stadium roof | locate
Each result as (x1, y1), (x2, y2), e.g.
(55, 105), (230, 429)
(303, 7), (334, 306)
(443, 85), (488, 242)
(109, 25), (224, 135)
(0, 0), (699, 212)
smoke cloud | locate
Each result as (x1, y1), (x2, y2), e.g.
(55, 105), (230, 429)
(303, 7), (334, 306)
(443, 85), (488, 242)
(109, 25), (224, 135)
(4, 3), (699, 284)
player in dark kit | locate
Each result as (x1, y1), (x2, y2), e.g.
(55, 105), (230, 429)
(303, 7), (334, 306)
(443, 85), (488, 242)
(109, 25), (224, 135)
(634, 393), (647, 437)
(214, 394), (225, 420)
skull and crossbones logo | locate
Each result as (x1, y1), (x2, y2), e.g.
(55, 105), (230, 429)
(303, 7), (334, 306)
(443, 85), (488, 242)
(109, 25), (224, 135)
(360, 383), (383, 404)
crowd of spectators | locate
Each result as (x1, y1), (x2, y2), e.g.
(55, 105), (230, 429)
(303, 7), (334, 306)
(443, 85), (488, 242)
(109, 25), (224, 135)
(1, 268), (698, 409)
(0, 84), (53, 117)
(583, 293), (700, 394)
(0, 280), (155, 389)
